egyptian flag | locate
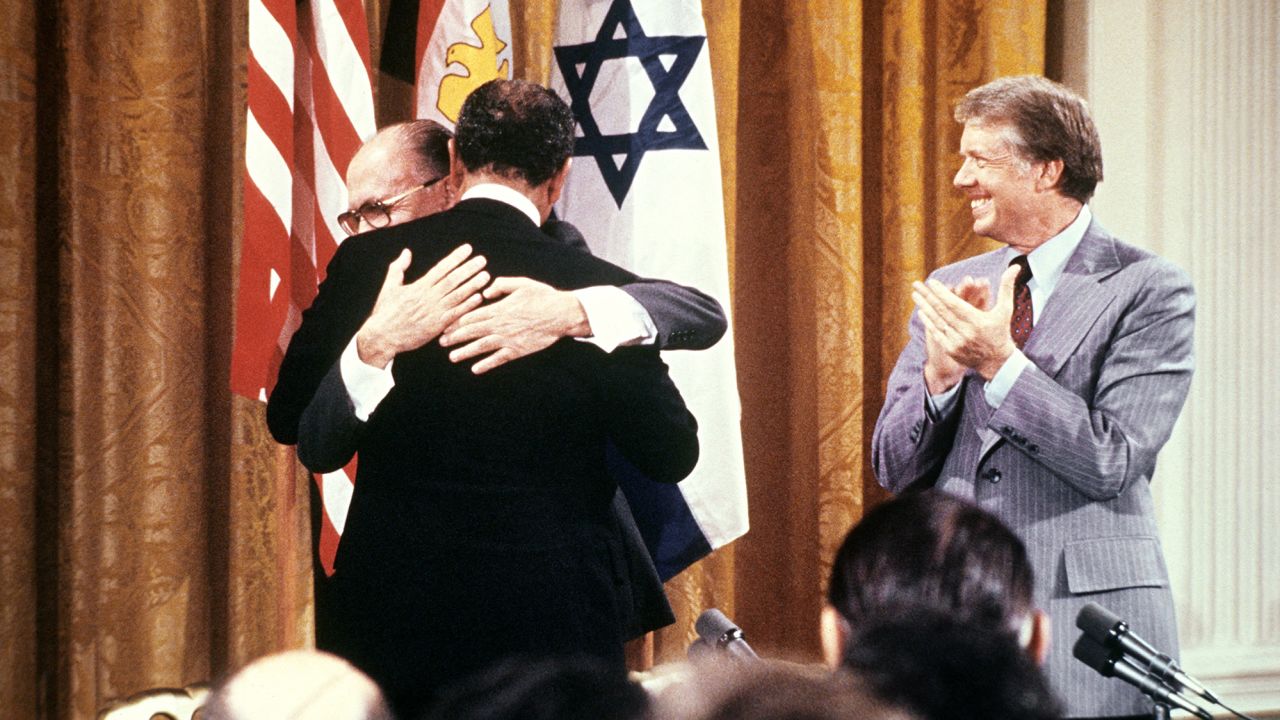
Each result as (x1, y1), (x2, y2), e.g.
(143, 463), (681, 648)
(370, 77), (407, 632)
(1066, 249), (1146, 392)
(551, 0), (749, 580)
(382, 0), (513, 127)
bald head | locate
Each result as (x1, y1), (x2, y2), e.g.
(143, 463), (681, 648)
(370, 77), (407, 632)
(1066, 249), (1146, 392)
(203, 650), (393, 720)
(343, 120), (456, 233)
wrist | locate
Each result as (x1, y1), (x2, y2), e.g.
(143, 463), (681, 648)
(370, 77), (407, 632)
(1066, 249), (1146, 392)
(977, 345), (1015, 381)
(356, 327), (395, 369)
(923, 363), (962, 395)
(561, 291), (592, 338)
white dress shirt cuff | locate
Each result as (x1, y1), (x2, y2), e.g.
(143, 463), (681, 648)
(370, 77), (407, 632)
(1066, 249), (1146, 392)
(926, 381), (962, 421)
(983, 350), (1030, 408)
(340, 336), (396, 421)
(572, 285), (657, 352)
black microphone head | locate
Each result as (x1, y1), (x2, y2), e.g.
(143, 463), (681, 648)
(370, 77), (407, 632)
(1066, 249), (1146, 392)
(1072, 634), (1118, 677)
(695, 608), (738, 642)
(1076, 602), (1123, 641)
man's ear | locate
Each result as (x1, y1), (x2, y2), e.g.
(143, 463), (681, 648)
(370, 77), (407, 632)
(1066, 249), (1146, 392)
(1035, 158), (1065, 192)
(448, 138), (462, 175)
(1024, 609), (1051, 666)
(820, 605), (849, 669)
(545, 157), (573, 208)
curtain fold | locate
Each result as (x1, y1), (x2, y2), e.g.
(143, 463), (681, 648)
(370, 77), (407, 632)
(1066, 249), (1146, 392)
(1, 0), (39, 714)
(0, 1), (1044, 716)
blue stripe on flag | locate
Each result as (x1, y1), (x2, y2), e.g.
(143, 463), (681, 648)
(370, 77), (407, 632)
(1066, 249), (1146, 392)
(608, 443), (711, 581)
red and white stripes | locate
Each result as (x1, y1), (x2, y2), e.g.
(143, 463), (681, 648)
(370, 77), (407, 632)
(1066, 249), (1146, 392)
(234, 0), (376, 575)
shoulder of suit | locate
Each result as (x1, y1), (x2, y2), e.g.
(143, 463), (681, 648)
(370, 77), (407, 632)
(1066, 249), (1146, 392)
(1093, 231), (1193, 290)
(929, 247), (1006, 281)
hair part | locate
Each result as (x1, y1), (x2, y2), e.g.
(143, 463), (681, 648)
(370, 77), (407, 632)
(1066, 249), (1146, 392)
(955, 75), (1103, 203)
(454, 79), (576, 187)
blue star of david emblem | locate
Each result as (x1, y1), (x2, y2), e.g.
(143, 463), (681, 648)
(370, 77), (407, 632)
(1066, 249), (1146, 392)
(554, 0), (707, 208)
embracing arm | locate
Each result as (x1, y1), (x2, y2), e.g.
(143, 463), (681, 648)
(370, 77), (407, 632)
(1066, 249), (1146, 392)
(296, 358), (366, 473)
(267, 238), (381, 445)
(615, 280), (727, 350)
(542, 218), (728, 350)
(599, 347), (700, 484)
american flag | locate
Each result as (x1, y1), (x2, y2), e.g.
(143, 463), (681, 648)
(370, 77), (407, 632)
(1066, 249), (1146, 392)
(232, 0), (376, 575)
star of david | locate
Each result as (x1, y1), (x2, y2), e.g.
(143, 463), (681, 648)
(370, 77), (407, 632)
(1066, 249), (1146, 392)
(554, 0), (707, 208)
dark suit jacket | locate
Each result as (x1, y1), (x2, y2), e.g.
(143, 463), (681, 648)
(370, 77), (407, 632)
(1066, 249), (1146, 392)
(872, 220), (1195, 717)
(267, 198), (699, 717)
(298, 302), (678, 641)
(541, 219), (727, 350)
(286, 217), (715, 643)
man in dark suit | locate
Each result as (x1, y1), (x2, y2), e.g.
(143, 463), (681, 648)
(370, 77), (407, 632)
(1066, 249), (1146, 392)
(269, 119), (725, 646)
(872, 76), (1195, 718)
(266, 79), (700, 718)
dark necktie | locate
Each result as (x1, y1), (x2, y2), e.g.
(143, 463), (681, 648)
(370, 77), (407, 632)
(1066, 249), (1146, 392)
(1009, 255), (1033, 349)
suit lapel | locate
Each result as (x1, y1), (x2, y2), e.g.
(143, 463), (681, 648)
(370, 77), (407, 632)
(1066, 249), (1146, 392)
(1022, 221), (1122, 379)
(973, 220), (1122, 462)
(968, 252), (1010, 457)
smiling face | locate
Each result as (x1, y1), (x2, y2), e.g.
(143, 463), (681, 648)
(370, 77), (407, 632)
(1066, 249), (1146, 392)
(953, 121), (1060, 252)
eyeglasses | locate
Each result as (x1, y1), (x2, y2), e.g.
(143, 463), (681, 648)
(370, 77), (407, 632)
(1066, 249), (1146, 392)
(337, 176), (444, 236)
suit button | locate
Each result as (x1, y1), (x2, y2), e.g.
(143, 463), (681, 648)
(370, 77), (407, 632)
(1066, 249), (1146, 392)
(1028, 443), (1039, 453)
(981, 468), (1002, 484)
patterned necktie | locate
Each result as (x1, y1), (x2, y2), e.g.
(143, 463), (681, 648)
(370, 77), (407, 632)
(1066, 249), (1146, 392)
(1009, 255), (1034, 349)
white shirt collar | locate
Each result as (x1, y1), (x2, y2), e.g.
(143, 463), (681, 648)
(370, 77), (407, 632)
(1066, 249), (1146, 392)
(460, 183), (542, 226)
(1006, 203), (1092, 295)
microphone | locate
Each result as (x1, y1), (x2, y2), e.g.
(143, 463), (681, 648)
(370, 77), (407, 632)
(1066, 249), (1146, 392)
(693, 608), (758, 660)
(1072, 635), (1211, 719)
(1076, 602), (1218, 704)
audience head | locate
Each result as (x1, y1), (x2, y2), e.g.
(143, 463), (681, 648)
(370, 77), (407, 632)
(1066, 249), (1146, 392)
(342, 119), (457, 235)
(953, 75), (1103, 204)
(202, 650), (393, 720)
(842, 611), (1062, 720)
(421, 655), (649, 720)
(822, 491), (1048, 667)
(657, 659), (913, 720)
(453, 79), (576, 217)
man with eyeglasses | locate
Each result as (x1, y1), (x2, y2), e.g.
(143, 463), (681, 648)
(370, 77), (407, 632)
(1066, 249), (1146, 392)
(267, 80), (706, 716)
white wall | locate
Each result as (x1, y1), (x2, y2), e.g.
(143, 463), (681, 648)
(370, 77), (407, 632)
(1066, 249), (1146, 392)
(1058, 0), (1280, 713)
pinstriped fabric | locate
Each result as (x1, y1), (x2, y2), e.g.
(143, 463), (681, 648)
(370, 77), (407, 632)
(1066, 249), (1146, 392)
(1064, 537), (1168, 593)
(872, 219), (1195, 717)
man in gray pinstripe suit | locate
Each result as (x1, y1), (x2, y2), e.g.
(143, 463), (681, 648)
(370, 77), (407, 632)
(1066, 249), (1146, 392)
(872, 75), (1195, 719)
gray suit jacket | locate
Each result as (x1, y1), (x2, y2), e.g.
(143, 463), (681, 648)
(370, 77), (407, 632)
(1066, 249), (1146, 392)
(872, 220), (1195, 717)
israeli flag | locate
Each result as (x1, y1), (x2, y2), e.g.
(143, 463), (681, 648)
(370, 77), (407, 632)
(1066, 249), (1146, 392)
(551, 0), (748, 580)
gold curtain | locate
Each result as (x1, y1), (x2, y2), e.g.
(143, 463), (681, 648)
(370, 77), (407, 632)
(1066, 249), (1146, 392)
(0, 1), (1043, 717)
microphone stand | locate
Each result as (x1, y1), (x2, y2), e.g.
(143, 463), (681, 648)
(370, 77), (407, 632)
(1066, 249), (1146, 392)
(1152, 702), (1171, 720)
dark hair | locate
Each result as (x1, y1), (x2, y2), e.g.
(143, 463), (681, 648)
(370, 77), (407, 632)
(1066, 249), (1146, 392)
(421, 655), (648, 720)
(955, 75), (1103, 203)
(843, 611), (1062, 720)
(454, 79), (576, 187)
(667, 660), (912, 720)
(826, 491), (1034, 638)
(390, 119), (454, 179)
